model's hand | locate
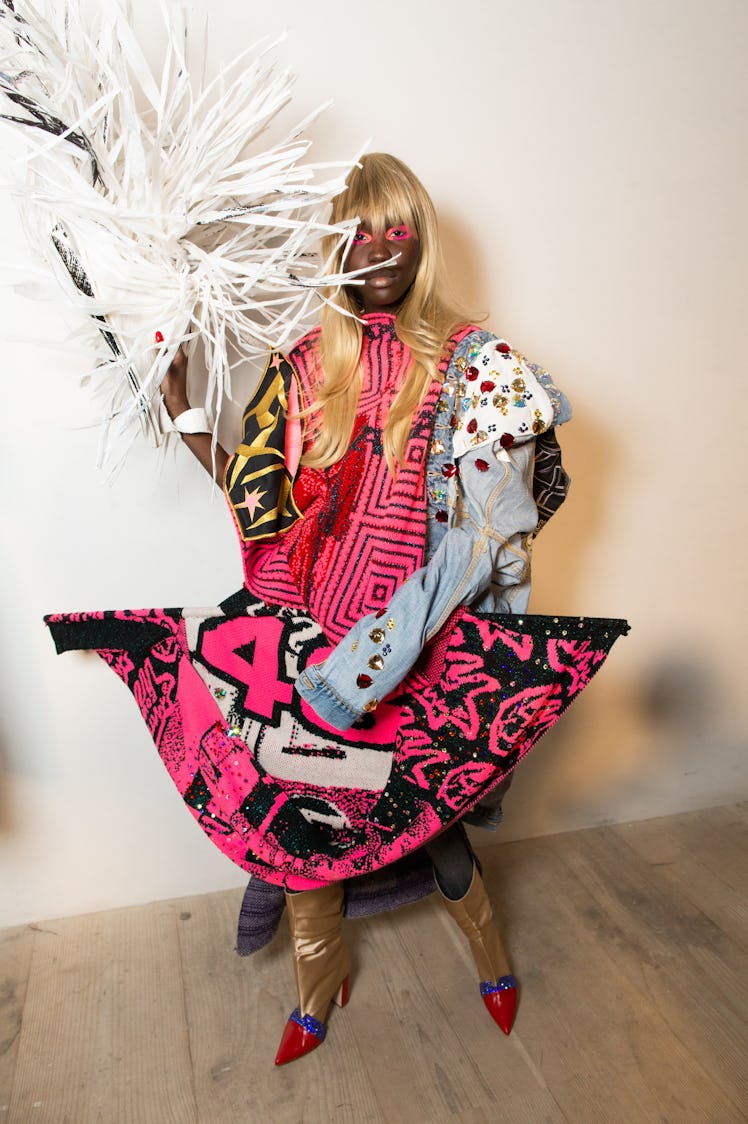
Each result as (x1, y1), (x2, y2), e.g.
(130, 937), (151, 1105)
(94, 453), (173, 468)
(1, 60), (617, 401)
(160, 345), (190, 418)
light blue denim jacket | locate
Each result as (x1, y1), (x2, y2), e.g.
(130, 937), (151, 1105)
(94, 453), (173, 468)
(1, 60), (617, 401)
(295, 331), (572, 731)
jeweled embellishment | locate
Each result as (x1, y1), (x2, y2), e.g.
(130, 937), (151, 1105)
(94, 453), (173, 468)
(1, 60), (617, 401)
(368, 654), (385, 671)
(500, 433), (515, 450)
(532, 409), (547, 434)
(454, 355), (468, 371)
(351, 640), (358, 652)
(431, 439), (445, 454)
(512, 377), (526, 392)
(475, 458), (489, 472)
(369, 628), (385, 644)
(363, 698), (379, 712)
(496, 341), (511, 353)
(356, 674), (373, 689)
(386, 618), (395, 631)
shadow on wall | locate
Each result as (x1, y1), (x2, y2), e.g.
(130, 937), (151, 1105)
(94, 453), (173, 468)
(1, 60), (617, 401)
(636, 655), (748, 799)
(643, 657), (718, 733)
(490, 646), (747, 844)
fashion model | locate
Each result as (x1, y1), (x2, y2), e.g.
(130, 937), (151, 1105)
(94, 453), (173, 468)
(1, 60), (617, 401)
(47, 153), (628, 1066)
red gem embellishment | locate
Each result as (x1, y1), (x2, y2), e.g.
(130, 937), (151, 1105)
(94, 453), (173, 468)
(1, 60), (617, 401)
(500, 433), (515, 449)
(155, 330), (164, 344)
(375, 608), (387, 618)
(357, 674), (373, 689)
(435, 510), (448, 523)
(441, 463), (458, 478)
(480, 380), (495, 393)
(449, 414), (457, 428)
(467, 418), (478, 434)
(465, 366), (479, 381)
(496, 342), (511, 353)
(475, 458), (489, 472)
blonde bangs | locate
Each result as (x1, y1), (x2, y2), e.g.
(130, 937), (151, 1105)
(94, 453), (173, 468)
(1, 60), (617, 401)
(332, 171), (423, 238)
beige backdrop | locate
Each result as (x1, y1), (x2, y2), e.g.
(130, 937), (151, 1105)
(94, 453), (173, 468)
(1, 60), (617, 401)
(1, 0), (746, 926)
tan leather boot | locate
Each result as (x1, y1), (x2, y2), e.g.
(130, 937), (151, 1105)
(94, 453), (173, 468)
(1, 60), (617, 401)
(274, 884), (350, 1065)
(439, 866), (518, 1034)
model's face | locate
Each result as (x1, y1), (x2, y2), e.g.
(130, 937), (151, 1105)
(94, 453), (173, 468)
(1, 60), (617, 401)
(344, 221), (421, 314)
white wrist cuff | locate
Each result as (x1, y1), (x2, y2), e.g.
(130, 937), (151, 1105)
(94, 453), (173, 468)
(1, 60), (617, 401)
(174, 407), (211, 434)
(159, 398), (212, 435)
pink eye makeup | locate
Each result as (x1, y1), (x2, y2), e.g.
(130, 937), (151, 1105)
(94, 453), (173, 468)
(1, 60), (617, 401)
(385, 225), (414, 241)
(350, 224), (415, 244)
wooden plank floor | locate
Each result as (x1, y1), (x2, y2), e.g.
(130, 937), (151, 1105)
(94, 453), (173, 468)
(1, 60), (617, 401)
(2, 803), (747, 1123)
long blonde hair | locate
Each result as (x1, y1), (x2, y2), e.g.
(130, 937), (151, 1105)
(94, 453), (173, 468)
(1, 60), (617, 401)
(302, 153), (474, 473)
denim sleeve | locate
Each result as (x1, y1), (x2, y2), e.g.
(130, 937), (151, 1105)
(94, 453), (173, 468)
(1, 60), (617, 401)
(295, 440), (538, 730)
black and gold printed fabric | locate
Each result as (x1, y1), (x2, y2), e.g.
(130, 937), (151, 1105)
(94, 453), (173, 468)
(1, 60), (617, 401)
(225, 352), (305, 541)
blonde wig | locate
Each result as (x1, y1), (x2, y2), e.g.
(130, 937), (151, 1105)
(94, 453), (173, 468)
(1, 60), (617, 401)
(302, 153), (475, 473)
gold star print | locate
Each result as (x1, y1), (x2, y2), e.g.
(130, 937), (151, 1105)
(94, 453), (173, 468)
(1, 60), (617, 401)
(235, 486), (267, 521)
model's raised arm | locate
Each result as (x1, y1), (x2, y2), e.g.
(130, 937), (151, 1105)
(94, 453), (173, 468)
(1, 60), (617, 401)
(160, 346), (229, 484)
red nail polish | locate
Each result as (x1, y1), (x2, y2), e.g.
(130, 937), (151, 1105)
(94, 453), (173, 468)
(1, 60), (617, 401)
(155, 330), (164, 343)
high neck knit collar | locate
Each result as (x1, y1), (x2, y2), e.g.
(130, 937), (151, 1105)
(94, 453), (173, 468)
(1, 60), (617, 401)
(360, 311), (398, 326)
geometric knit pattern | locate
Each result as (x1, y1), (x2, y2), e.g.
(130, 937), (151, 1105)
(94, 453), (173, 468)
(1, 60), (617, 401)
(238, 315), (473, 642)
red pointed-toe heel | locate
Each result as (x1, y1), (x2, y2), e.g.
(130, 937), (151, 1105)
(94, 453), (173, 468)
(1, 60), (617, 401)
(273, 885), (350, 1066)
(274, 975), (350, 1066)
(480, 974), (518, 1035)
(440, 866), (519, 1036)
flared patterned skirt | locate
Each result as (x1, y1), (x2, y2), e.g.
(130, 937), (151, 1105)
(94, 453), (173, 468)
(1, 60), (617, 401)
(46, 589), (628, 890)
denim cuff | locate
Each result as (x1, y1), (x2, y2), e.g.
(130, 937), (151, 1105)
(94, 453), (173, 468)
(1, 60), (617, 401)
(294, 599), (427, 731)
(296, 663), (361, 730)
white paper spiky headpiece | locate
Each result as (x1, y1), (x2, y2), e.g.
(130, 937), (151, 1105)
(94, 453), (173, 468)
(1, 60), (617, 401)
(0, 0), (364, 470)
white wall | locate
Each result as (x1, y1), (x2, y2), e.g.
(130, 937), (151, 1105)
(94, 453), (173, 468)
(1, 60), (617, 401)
(1, 0), (746, 926)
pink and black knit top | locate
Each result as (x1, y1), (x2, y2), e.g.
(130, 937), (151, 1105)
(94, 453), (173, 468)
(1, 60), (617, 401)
(239, 313), (456, 643)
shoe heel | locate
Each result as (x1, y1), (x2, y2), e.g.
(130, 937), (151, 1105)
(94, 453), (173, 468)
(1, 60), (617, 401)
(334, 974), (350, 1008)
